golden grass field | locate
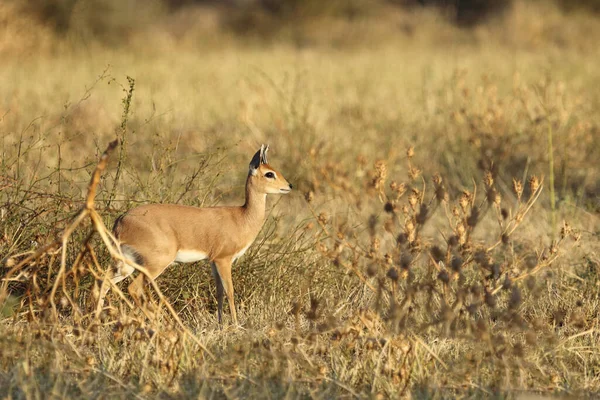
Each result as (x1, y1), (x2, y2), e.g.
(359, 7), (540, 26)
(1, 1), (599, 398)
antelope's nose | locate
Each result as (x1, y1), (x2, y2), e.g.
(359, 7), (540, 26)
(289, 183), (293, 189)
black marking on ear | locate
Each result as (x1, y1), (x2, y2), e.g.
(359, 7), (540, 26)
(249, 148), (262, 171)
(250, 144), (269, 174)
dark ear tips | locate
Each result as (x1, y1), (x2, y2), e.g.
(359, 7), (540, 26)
(249, 144), (269, 171)
(249, 149), (261, 171)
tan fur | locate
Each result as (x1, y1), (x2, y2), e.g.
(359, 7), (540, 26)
(98, 146), (291, 325)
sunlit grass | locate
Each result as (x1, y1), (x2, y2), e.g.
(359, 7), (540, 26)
(1, 1), (599, 397)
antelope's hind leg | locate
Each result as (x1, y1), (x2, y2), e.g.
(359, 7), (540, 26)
(126, 252), (174, 310)
(96, 259), (135, 317)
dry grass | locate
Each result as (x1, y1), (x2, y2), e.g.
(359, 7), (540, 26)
(1, 1), (600, 398)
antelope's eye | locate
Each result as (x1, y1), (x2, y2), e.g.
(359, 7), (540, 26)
(265, 172), (275, 179)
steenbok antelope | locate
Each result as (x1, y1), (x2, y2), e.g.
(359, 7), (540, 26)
(99, 145), (292, 325)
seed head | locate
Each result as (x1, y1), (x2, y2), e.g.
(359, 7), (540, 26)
(318, 212), (329, 225)
(529, 176), (540, 193)
(467, 208), (479, 227)
(397, 233), (408, 245)
(486, 189), (501, 206)
(512, 206), (526, 222)
(447, 235), (458, 247)
(374, 160), (387, 180)
(437, 270), (450, 284)
(384, 202), (395, 214)
(430, 246), (444, 263)
(370, 237), (380, 254)
(431, 246), (446, 262)
(384, 253), (393, 265)
(390, 181), (407, 199)
(406, 146), (414, 159)
(484, 171), (494, 189)
(400, 253), (412, 269)
(405, 220), (415, 235)
(416, 204), (428, 225)
(408, 191), (419, 209)
(459, 191), (471, 212)
(305, 191), (314, 203)
(387, 267), (399, 282)
(560, 222), (572, 239)
(408, 166), (421, 181)
(512, 178), (523, 200)
(435, 185), (448, 203)
(450, 256), (463, 272)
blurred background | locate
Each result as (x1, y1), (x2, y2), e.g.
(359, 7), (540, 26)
(3, 0), (600, 51)
(1, 0), (598, 215)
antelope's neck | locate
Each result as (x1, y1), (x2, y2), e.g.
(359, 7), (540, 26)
(242, 177), (266, 227)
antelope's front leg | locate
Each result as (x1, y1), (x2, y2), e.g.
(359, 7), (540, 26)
(214, 258), (237, 326)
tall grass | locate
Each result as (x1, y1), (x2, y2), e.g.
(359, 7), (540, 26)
(1, 1), (599, 398)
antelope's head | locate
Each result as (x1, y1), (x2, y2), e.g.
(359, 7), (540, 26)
(248, 145), (292, 195)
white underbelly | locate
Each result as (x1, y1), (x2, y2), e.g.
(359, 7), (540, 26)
(175, 250), (208, 263)
(232, 243), (251, 262)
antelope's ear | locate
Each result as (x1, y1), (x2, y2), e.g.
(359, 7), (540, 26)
(249, 145), (264, 175)
(261, 144), (269, 164)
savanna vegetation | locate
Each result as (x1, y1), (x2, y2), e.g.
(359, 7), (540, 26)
(1, 0), (599, 398)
